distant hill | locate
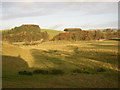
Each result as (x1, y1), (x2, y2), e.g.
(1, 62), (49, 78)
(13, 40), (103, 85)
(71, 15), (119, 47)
(41, 29), (63, 39)
(2, 24), (49, 43)
(52, 30), (118, 41)
(2, 25), (118, 43)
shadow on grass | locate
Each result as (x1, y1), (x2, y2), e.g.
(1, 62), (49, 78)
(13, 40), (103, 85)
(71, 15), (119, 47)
(30, 48), (115, 74)
(67, 45), (118, 65)
(2, 55), (29, 75)
(90, 44), (118, 48)
(30, 49), (68, 68)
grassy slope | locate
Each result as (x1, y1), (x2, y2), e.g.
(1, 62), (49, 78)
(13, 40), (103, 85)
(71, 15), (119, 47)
(2, 43), (35, 67)
(41, 29), (63, 39)
(2, 40), (118, 88)
(2, 28), (63, 42)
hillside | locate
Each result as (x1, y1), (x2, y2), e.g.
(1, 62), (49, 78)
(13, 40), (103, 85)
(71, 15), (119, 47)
(2, 43), (34, 67)
(52, 30), (118, 41)
(2, 24), (49, 43)
(41, 29), (63, 39)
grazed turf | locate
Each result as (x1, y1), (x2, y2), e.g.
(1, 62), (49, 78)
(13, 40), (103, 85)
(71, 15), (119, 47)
(2, 40), (119, 88)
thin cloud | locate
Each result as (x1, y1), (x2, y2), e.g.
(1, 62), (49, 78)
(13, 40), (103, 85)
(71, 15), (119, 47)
(1, 0), (119, 2)
(2, 2), (69, 20)
(63, 2), (118, 15)
(2, 2), (117, 20)
(1, 2), (118, 30)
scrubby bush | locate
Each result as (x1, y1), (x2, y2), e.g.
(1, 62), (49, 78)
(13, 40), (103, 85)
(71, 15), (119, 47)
(96, 68), (106, 72)
(72, 69), (82, 73)
(83, 71), (90, 74)
(72, 67), (107, 74)
(49, 50), (58, 53)
(33, 69), (64, 75)
(33, 69), (49, 74)
(50, 69), (64, 75)
(18, 70), (33, 76)
(64, 28), (82, 32)
(72, 68), (90, 74)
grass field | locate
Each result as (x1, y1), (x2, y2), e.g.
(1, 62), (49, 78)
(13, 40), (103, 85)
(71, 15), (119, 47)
(41, 29), (63, 39)
(2, 40), (119, 88)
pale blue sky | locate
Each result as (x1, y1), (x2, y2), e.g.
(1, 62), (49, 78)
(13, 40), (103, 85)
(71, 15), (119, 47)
(1, 2), (118, 31)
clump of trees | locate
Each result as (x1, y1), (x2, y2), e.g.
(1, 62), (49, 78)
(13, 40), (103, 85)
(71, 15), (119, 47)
(2, 24), (49, 43)
(52, 29), (118, 41)
(103, 29), (118, 39)
(64, 28), (82, 32)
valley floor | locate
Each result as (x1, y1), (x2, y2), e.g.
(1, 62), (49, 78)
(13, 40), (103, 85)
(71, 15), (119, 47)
(2, 40), (119, 88)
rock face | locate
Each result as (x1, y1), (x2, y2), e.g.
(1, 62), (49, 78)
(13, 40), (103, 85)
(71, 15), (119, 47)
(2, 24), (49, 42)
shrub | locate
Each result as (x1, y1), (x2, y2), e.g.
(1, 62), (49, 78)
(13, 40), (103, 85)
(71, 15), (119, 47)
(96, 68), (106, 72)
(50, 69), (64, 75)
(83, 71), (90, 74)
(72, 69), (90, 74)
(49, 50), (58, 53)
(33, 69), (49, 74)
(72, 69), (82, 73)
(18, 70), (33, 76)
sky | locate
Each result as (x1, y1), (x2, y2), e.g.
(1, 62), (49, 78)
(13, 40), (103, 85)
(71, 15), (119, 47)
(1, 2), (118, 31)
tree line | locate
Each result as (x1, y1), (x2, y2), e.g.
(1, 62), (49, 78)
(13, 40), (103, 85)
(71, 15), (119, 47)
(52, 29), (119, 41)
